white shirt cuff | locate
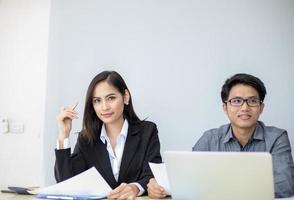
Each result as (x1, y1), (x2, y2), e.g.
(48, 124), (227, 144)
(56, 138), (70, 150)
(130, 182), (145, 196)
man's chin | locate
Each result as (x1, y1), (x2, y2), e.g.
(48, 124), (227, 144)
(235, 121), (257, 129)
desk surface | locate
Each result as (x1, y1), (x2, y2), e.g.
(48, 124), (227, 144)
(1, 193), (293, 200)
(0, 193), (170, 200)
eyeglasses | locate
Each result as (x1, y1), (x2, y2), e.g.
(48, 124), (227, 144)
(225, 97), (262, 107)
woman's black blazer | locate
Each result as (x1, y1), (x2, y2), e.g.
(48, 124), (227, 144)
(54, 121), (162, 194)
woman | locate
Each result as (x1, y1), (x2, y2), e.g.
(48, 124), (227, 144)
(147, 178), (167, 199)
(55, 71), (162, 199)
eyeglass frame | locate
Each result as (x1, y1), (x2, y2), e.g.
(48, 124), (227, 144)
(225, 97), (263, 107)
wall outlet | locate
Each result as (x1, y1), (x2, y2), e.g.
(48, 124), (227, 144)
(1, 118), (9, 133)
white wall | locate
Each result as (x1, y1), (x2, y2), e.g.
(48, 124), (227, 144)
(1, 0), (293, 187)
(43, 0), (294, 185)
(0, 0), (50, 187)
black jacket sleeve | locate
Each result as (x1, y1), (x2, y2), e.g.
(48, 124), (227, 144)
(54, 135), (88, 183)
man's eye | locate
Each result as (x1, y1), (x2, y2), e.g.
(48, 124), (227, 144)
(232, 98), (242, 103)
(249, 98), (259, 103)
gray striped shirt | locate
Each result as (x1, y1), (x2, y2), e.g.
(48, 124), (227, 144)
(193, 121), (294, 198)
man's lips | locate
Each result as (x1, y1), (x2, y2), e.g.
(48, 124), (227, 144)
(237, 114), (251, 120)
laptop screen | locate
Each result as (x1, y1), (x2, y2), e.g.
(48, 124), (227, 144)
(164, 151), (274, 200)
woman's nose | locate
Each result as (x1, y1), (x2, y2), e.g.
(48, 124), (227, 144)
(101, 100), (109, 110)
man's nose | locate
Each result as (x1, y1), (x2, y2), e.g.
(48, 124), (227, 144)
(240, 100), (250, 110)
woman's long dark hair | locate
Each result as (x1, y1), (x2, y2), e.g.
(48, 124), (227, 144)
(82, 71), (140, 143)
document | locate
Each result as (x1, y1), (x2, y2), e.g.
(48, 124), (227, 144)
(149, 162), (171, 195)
(37, 167), (112, 199)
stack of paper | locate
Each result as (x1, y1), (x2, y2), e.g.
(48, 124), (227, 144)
(37, 167), (112, 199)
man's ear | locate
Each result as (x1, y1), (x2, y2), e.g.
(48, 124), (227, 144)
(260, 103), (264, 114)
(124, 89), (130, 105)
(223, 103), (228, 115)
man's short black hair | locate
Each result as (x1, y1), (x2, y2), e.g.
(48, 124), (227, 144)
(221, 73), (267, 103)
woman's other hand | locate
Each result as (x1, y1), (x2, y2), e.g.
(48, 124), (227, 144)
(147, 178), (167, 199)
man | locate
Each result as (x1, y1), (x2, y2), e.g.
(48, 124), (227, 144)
(147, 73), (294, 198)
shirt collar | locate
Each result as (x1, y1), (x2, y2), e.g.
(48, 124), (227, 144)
(223, 121), (264, 144)
(252, 122), (264, 141)
(223, 126), (234, 144)
(100, 119), (129, 144)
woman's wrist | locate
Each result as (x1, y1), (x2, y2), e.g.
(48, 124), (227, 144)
(128, 183), (140, 196)
(57, 137), (70, 150)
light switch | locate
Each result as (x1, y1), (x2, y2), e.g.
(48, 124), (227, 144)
(10, 123), (24, 134)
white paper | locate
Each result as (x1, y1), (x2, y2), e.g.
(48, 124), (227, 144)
(149, 162), (171, 195)
(38, 167), (112, 196)
(276, 197), (294, 200)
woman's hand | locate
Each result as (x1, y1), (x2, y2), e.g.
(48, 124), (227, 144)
(56, 105), (78, 145)
(147, 178), (167, 199)
(107, 183), (139, 200)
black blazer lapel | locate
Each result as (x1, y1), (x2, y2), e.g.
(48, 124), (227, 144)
(93, 140), (118, 188)
(118, 123), (141, 182)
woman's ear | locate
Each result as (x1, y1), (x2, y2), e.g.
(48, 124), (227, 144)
(124, 89), (130, 105)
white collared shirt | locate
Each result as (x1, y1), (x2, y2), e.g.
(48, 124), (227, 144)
(99, 120), (129, 182)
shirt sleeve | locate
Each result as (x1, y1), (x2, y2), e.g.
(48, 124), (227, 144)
(192, 131), (211, 151)
(56, 138), (70, 150)
(271, 131), (294, 198)
(130, 182), (145, 196)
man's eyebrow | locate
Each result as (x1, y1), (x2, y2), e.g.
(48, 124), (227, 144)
(230, 96), (258, 99)
(248, 96), (259, 98)
(229, 96), (242, 99)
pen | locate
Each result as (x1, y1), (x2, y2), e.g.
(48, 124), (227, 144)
(72, 102), (79, 110)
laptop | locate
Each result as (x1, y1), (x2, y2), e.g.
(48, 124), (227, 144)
(164, 151), (274, 200)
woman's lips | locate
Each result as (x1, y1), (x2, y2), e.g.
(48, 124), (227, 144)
(101, 113), (113, 118)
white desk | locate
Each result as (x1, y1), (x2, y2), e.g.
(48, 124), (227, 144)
(0, 193), (32, 200)
(1, 192), (293, 200)
(0, 193), (171, 200)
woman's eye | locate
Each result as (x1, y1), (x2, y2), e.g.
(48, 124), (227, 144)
(107, 96), (116, 101)
(93, 98), (100, 103)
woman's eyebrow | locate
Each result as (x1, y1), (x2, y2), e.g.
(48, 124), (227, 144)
(105, 93), (116, 97)
(92, 93), (116, 98)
